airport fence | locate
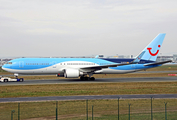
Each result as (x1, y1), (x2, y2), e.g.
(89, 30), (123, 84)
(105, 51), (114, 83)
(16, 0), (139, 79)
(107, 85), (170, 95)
(0, 97), (177, 120)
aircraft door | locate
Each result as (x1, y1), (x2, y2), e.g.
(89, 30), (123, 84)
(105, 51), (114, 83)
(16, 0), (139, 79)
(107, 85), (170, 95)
(19, 61), (24, 68)
(131, 64), (136, 68)
(52, 61), (57, 68)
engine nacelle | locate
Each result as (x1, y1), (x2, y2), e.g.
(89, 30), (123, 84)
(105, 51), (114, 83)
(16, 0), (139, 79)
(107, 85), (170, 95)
(64, 69), (80, 78)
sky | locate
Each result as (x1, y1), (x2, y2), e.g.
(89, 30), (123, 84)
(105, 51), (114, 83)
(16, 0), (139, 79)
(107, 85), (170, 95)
(0, 0), (177, 58)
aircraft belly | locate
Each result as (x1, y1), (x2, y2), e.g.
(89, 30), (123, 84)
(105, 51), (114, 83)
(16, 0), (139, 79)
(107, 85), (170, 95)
(3, 67), (60, 75)
(97, 68), (136, 74)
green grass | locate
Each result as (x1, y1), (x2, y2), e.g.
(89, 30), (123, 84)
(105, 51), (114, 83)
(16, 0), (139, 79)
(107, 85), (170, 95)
(86, 112), (177, 120)
(0, 82), (177, 98)
(147, 65), (177, 71)
(0, 99), (177, 120)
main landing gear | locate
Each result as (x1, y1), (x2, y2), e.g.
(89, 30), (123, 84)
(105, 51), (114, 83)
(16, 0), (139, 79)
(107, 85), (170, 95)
(80, 76), (95, 81)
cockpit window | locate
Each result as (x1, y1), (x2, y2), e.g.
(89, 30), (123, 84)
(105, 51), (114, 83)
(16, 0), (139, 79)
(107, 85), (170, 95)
(8, 62), (12, 64)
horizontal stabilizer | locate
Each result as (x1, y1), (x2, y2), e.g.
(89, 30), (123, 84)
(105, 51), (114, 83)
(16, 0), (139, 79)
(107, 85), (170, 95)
(144, 60), (172, 66)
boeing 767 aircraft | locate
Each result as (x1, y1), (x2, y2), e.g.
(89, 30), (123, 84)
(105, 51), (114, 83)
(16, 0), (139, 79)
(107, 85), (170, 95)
(2, 33), (171, 80)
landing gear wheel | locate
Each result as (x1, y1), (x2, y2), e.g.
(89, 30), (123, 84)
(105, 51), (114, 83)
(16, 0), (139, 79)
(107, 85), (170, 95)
(80, 77), (89, 80)
(83, 77), (89, 80)
(20, 78), (23, 82)
(80, 76), (84, 80)
(90, 77), (95, 81)
(86, 77), (89, 80)
(80, 76), (95, 81)
(4, 79), (8, 82)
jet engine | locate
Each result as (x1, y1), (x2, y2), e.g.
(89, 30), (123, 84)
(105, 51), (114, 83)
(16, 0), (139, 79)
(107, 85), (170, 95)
(64, 69), (82, 78)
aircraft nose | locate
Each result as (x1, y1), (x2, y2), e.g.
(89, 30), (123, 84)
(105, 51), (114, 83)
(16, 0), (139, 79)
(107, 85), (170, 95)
(2, 64), (11, 72)
(2, 65), (5, 70)
(2, 64), (7, 71)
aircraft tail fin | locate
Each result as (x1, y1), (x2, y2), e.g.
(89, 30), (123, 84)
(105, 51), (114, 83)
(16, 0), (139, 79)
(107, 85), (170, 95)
(137, 33), (166, 62)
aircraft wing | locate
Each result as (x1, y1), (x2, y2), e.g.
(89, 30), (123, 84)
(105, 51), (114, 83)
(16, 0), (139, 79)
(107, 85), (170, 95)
(80, 62), (130, 72)
(144, 60), (172, 66)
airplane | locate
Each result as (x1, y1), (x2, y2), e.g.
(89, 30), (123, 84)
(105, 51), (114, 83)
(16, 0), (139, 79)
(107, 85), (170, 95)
(2, 33), (171, 80)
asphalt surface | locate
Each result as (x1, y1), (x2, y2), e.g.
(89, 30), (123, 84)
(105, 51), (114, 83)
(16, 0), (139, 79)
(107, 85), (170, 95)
(0, 94), (177, 103)
(0, 77), (177, 86)
(1, 70), (177, 77)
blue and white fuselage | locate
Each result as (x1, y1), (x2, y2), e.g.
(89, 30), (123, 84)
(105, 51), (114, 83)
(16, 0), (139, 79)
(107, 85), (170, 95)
(2, 33), (171, 80)
(2, 58), (157, 74)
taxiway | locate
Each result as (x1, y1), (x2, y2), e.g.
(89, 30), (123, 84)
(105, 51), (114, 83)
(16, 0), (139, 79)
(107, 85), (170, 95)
(0, 77), (177, 86)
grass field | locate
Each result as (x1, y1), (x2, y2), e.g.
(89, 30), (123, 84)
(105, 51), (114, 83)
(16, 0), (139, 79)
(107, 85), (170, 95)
(0, 99), (176, 120)
(146, 65), (177, 71)
(0, 82), (177, 98)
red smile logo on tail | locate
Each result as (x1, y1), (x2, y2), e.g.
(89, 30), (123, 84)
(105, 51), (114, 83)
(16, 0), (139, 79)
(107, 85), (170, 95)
(147, 45), (161, 56)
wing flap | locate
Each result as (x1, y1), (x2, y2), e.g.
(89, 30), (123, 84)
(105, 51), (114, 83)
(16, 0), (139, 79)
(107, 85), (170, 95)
(80, 62), (130, 71)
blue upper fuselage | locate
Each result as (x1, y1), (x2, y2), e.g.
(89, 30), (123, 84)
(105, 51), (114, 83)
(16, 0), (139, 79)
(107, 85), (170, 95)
(2, 57), (155, 71)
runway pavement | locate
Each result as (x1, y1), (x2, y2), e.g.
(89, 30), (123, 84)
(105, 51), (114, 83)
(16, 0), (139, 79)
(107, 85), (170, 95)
(0, 77), (177, 86)
(0, 76), (177, 103)
(0, 94), (177, 103)
(1, 70), (177, 77)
